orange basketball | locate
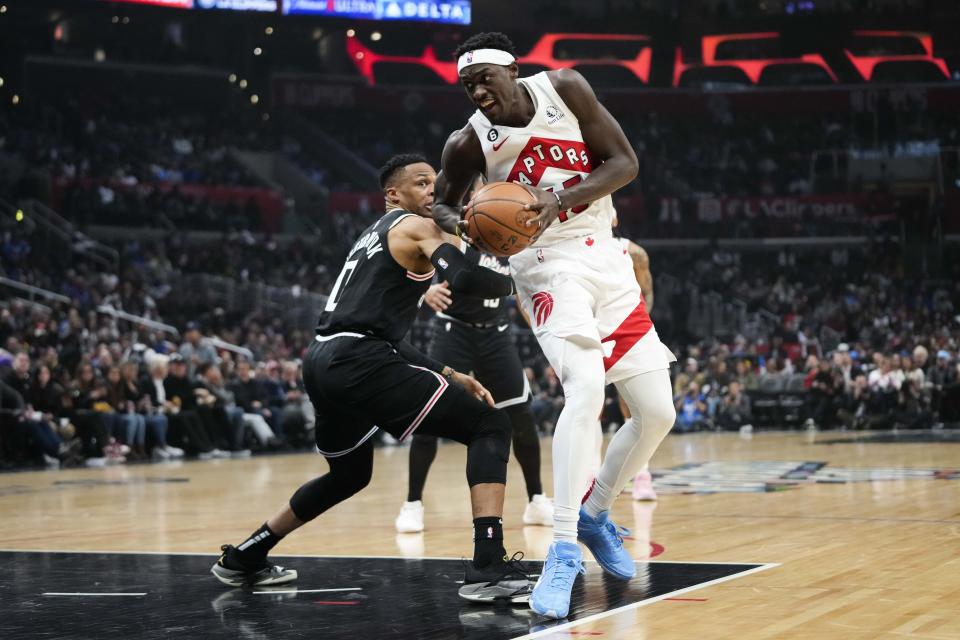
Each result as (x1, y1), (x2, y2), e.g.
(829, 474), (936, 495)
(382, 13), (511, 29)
(464, 182), (539, 257)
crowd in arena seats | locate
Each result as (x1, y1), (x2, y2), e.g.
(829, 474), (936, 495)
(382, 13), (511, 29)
(4, 219), (960, 470)
(0, 299), (316, 470)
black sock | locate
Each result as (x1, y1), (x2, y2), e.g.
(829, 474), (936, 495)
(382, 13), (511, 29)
(235, 523), (282, 562)
(472, 517), (506, 569)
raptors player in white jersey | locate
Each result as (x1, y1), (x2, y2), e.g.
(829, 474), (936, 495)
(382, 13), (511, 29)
(432, 32), (676, 619)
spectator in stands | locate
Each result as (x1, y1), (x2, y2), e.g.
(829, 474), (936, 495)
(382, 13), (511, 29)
(72, 361), (126, 463)
(734, 359), (758, 390)
(675, 381), (709, 432)
(717, 381), (752, 430)
(277, 360), (312, 447)
(229, 359), (282, 449)
(674, 357), (705, 397)
(196, 362), (249, 457)
(179, 321), (218, 375)
(162, 354), (223, 458)
(120, 360), (182, 460)
(1, 356), (65, 467)
(106, 365), (147, 460)
(833, 344), (863, 394)
(809, 358), (843, 428)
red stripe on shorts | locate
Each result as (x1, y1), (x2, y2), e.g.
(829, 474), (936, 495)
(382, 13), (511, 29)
(601, 299), (653, 371)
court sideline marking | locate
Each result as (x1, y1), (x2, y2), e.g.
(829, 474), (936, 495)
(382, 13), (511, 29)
(510, 562), (780, 640)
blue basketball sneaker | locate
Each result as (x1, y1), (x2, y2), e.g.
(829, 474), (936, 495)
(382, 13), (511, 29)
(577, 508), (636, 580)
(530, 541), (585, 619)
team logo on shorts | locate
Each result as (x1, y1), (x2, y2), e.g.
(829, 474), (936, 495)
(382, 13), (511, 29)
(532, 291), (554, 327)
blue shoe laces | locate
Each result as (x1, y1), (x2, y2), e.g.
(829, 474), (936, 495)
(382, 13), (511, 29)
(547, 552), (585, 587)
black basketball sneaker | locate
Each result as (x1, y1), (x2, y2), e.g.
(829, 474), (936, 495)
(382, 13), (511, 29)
(210, 544), (298, 587)
(458, 552), (535, 604)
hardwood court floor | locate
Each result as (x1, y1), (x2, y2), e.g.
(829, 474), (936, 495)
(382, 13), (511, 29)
(1, 430), (958, 639)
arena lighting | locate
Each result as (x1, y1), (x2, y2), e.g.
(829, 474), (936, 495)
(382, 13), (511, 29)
(844, 31), (949, 81)
(12, 94), (19, 105)
(239, 78), (248, 88)
(228, 73), (237, 83)
(265, 26), (274, 35)
(112, 15), (119, 23)
(1, 4), (8, 12)
(0, 77), (4, 88)
(250, 94), (260, 104)
(673, 32), (837, 86)
(371, 31), (382, 41)
(347, 33), (653, 85)
(15, 210), (24, 222)
(346, 29), (356, 37)
(254, 47), (263, 55)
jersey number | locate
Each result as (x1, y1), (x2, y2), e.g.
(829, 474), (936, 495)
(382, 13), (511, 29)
(483, 298), (500, 308)
(325, 259), (359, 312)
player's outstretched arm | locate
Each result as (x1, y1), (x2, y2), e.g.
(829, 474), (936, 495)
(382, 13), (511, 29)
(389, 216), (514, 298)
(433, 126), (485, 237)
(523, 68), (639, 237)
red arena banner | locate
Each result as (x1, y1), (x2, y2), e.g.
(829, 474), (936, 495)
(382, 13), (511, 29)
(347, 32), (652, 86)
(674, 32), (836, 86)
(844, 31), (950, 81)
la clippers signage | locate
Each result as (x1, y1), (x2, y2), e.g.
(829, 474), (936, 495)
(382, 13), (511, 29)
(282, 0), (472, 24)
(696, 195), (889, 222)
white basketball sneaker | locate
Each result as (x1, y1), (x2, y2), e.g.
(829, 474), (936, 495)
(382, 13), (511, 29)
(395, 500), (425, 533)
(522, 494), (554, 526)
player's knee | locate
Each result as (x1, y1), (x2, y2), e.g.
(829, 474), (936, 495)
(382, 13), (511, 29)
(477, 406), (511, 452)
(565, 373), (606, 420)
(644, 396), (676, 435)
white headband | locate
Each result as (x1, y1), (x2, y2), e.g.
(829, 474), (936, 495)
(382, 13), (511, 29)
(457, 48), (516, 73)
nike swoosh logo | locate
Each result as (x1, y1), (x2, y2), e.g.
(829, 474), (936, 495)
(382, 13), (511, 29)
(498, 324), (509, 332)
(492, 136), (510, 151)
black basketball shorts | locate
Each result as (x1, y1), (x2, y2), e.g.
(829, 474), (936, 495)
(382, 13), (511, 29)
(303, 333), (491, 457)
(428, 319), (530, 409)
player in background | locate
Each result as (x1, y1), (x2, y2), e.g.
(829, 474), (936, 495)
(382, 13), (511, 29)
(396, 176), (552, 534)
(213, 154), (533, 605)
(432, 33), (676, 618)
(615, 218), (659, 502)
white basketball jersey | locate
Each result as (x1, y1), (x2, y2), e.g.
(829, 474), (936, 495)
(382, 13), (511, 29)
(468, 72), (617, 246)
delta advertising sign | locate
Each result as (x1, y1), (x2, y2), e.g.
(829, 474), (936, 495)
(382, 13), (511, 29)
(282, 0), (471, 24)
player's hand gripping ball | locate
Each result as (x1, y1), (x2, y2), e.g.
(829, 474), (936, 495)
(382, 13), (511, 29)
(463, 182), (539, 257)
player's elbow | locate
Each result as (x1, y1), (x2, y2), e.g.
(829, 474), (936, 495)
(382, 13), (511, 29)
(622, 150), (639, 181)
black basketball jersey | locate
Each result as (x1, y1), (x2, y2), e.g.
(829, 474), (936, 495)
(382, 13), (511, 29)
(442, 241), (510, 325)
(316, 209), (434, 343)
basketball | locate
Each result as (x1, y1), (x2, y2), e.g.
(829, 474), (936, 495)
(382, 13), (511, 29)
(464, 182), (539, 257)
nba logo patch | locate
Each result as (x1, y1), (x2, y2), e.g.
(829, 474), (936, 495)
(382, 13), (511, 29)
(486, 526), (493, 539)
(537, 249), (544, 263)
(466, 51), (474, 64)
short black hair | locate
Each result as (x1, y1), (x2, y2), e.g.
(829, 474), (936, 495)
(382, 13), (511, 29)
(453, 32), (517, 61)
(378, 153), (429, 190)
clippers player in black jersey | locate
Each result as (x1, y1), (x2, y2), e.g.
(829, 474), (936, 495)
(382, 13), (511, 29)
(396, 177), (552, 534)
(213, 154), (533, 604)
